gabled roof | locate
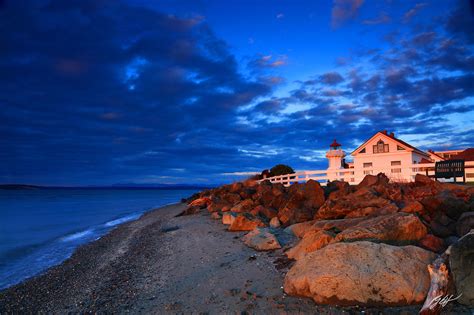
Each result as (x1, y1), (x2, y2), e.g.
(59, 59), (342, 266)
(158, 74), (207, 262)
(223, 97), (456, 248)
(428, 150), (445, 161)
(351, 131), (429, 157)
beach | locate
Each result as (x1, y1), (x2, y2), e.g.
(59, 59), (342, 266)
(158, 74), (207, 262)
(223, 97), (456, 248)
(0, 196), (470, 314)
(0, 203), (317, 313)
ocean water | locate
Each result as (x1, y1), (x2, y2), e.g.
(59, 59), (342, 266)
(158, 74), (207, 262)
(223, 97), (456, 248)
(0, 188), (199, 290)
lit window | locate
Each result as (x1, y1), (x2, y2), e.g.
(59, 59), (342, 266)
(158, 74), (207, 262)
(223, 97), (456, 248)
(373, 140), (389, 153)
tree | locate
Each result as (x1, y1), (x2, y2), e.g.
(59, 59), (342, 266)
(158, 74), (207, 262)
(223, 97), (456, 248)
(270, 164), (295, 176)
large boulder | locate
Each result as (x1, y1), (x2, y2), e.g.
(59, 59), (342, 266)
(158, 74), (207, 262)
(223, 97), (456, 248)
(184, 197), (212, 215)
(457, 212), (474, 237)
(334, 213), (428, 244)
(284, 220), (317, 238)
(222, 212), (237, 225)
(357, 173), (390, 188)
(242, 228), (281, 251)
(414, 174), (435, 185)
(421, 190), (470, 220)
(228, 213), (266, 231)
(221, 193), (242, 205)
(207, 201), (231, 213)
(418, 234), (445, 253)
(284, 241), (436, 306)
(316, 187), (398, 220)
(286, 217), (366, 238)
(449, 230), (474, 306)
(286, 230), (334, 260)
(230, 199), (255, 213)
(428, 212), (457, 238)
(325, 180), (352, 200)
(278, 180), (325, 226)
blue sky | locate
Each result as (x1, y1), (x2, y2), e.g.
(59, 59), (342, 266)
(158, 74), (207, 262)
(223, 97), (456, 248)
(0, 0), (473, 186)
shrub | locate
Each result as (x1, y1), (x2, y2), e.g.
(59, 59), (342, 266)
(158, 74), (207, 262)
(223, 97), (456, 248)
(270, 164), (295, 176)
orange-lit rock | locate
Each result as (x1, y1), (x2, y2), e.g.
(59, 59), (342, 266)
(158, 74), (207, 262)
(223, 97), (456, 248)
(228, 214), (265, 231)
(286, 230), (334, 260)
(284, 241), (436, 306)
(222, 212), (237, 225)
(418, 234), (445, 253)
(334, 213), (427, 243)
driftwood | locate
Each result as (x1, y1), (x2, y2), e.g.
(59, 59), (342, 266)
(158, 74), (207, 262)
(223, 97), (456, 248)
(419, 253), (451, 315)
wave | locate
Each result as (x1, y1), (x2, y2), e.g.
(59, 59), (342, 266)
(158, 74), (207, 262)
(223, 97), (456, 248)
(60, 229), (94, 242)
(104, 213), (141, 227)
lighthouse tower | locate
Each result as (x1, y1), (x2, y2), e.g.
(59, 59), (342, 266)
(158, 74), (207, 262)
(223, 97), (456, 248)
(326, 139), (346, 170)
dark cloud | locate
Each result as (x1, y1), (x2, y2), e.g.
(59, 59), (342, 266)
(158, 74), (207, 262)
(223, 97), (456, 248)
(320, 72), (345, 85)
(402, 2), (428, 23)
(1, 0), (473, 185)
(0, 0), (274, 185)
(362, 12), (391, 25)
(331, 0), (365, 28)
(445, 0), (474, 44)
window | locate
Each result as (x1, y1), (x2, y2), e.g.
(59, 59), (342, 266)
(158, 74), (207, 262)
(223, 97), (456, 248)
(363, 162), (373, 168)
(360, 148), (366, 153)
(373, 140), (389, 153)
(397, 145), (405, 151)
(391, 161), (401, 173)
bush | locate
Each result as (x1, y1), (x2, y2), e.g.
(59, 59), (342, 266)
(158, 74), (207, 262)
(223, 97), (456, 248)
(270, 164), (295, 176)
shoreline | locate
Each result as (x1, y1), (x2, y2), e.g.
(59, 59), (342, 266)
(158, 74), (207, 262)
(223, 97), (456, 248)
(4, 195), (473, 314)
(0, 201), (427, 314)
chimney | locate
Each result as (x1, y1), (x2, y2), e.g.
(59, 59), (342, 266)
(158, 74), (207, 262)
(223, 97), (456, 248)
(389, 132), (394, 137)
(382, 130), (387, 135)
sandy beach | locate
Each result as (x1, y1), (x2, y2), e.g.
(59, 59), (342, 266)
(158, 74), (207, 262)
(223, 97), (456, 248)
(0, 203), (312, 313)
(2, 198), (472, 314)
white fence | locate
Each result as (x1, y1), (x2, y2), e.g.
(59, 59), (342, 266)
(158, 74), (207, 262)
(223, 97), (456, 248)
(259, 161), (474, 186)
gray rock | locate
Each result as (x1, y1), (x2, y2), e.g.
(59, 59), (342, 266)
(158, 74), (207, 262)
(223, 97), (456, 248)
(449, 230), (474, 306)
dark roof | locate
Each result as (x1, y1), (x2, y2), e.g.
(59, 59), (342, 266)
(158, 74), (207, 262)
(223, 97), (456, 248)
(451, 148), (474, 161)
(330, 139), (341, 148)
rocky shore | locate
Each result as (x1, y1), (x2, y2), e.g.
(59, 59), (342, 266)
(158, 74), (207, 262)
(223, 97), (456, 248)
(185, 173), (474, 313)
(0, 174), (473, 314)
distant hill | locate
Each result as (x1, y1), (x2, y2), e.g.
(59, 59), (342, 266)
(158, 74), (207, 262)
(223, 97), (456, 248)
(0, 184), (42, 190)
(0, 183), (214, 190)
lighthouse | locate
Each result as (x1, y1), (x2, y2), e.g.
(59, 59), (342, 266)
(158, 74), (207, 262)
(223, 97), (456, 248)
(326, 139), (346, 170)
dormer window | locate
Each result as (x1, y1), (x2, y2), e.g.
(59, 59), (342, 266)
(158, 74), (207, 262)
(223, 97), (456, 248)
(373, 140), (389, 153)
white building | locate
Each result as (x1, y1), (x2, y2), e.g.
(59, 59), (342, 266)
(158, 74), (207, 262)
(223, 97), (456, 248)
(325, 130), (470, 183)
(262, 130), (474, 186)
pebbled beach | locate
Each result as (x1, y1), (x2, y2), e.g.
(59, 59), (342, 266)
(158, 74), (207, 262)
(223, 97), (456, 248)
(0, 203), (319, 313)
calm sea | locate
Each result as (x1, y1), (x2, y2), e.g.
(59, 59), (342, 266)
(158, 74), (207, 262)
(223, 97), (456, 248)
(0, 188), (199, 290)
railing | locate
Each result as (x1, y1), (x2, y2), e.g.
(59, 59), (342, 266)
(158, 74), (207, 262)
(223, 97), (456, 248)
(259, 161), (474, 186)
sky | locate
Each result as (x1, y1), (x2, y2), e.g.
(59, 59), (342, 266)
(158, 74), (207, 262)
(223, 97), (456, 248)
(0, 0), (473, 186)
